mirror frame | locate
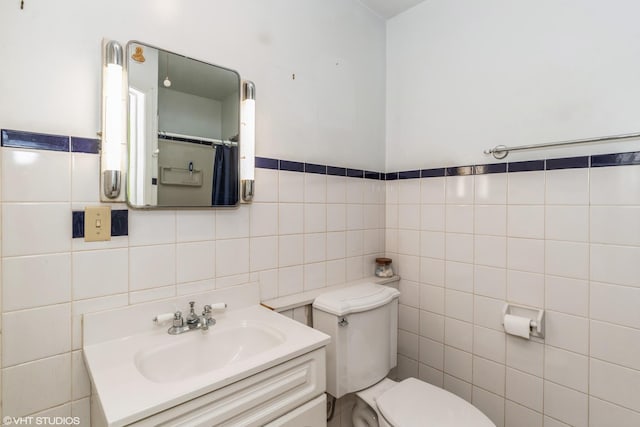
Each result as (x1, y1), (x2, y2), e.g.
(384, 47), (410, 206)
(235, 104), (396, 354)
(126, 40), (242, 209)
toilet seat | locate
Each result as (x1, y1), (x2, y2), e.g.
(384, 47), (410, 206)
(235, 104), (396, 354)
(375, 378), (495, 427)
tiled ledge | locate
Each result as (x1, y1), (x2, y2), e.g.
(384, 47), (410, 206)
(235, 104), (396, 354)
(3, 128), (640, 182)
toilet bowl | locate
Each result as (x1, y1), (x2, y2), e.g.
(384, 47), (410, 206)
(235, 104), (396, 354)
(352, 378), (495, 427)
(312, 283), (495, 427)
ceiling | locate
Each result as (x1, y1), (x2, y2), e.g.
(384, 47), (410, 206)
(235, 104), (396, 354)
(359, 0), (426, 19)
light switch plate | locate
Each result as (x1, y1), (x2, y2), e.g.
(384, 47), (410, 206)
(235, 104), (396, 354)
(85, 206), (112, 242)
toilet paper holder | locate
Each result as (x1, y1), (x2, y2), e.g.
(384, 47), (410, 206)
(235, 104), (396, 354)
(502, 304), (545, 339)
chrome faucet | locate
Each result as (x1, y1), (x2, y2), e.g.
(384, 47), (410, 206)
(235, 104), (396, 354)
(167, 301), (216, 335)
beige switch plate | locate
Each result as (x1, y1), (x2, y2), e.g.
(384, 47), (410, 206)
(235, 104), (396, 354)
(85, 206), (112, 242)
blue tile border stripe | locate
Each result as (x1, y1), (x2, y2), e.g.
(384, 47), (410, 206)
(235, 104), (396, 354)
(72, 209), (128, 238)
(5, 129), (640, 184)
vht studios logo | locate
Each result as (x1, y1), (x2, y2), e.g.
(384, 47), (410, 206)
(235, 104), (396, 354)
(3, 416), (81, 425)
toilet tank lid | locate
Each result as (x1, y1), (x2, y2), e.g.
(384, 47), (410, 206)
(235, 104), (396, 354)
(312, 283), (400, 316)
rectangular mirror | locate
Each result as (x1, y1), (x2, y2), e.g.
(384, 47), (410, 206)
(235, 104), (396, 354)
(126, 41), (241, 207)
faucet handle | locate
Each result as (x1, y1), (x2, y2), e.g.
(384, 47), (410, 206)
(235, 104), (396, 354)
(189, 301), (196, 312)
(173, 311), (184, 327)
(208, 303), (227, 311)
(203, 304), (212, 315)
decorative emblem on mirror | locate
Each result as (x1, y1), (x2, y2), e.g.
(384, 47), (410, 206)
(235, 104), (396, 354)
(131, 46), (145, 63)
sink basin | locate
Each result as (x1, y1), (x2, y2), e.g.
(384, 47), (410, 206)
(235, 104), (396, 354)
(83, 304), (330, 426)
(134, 322), (286, 383)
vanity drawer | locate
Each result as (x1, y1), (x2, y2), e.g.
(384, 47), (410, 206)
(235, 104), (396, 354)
(131, 348), (326, 427)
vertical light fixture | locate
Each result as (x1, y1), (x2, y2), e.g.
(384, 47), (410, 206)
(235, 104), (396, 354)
(241, 80), (256, 202)
(101, 39), (125, 200)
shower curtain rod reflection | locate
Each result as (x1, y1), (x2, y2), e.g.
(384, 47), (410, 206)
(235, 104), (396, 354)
(158, 131), (238, 147)
(484, 131), (640, 159)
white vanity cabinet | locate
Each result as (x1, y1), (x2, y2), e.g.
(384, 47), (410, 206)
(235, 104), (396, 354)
(95, 348), (326, 426)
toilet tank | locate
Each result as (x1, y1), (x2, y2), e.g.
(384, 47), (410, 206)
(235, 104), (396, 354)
(312, 283), (400, 398)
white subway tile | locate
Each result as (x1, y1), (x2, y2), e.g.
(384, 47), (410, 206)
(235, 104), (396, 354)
(545, 275), (588, 317)
(446, 175), (474, 204)
(507, 270), (544, 308)
(420, 204), (445, 231)
(399, 280), (419, 308)
(326, 175), (346, 203)
(346, 178), (364, 204)
(475, 205), (507, 236)
(346, 255), (364, 281)
(591, 282), (640, 329)
(253, 168), (278, 202)
(363, 204), (380, 229)
(545, 241), (588, 280)
(444, 345), (473, 382)
(473, 387), (505, 427)
(419, 337), (444, 369)
(2, 353), (71, 417)
(475, 173), (507, 205)
(176, 241), (215, 283)
(446, 205), (474, 234)
(420, 257), (445, 286)
(128, 210), (175, 246)
(2, 148), (70, 202)
(543, 381), (587, 427)
(397, 354), (419, 380)
(508, 205), (544, 239)
(347, 204), (362, 230)
(507, 171), (545, 205)
(72, 398), (90, 424)
(326, 204), (346, 231)
(545, 168), (589, 205)
(277, 265), (303, 296)
(474, 265), (506, 299)
(445, 317), (473, 352)
(386, 180), (399, 205)
(305, 203), (327, 233)
(544, 345), (588, 393)
(304, 262), (326, 290)
(72, 248), (128, 299)
(249, 236), (278, 272)
(304, 233), (326, 263)
(475, 235), (507, 268)
(445, 290), (473, 323)
(326, 259), (346, 286)
(419, 310), (445, 342)
(2, 304), (70, 366)
(474, 325), (506, 364)
(326, 232), (346, 260)
(176, 210), (215, 242)
(71, 153), (100, 202)
(421, 177), (446, 204)
(129, 244), (175, 290)
(129, 285), (175, 304)
(444, 374), (472, 402)
(398, 330), (419, 360)
(507, 238), (544, 273)
(590, 358), (640, 412)
(304, 173), (326, 203)
(506, 367), (543, 412)
(506, 336), (543, 377)
(589, 396), (640, 427)
(505, 400), (542, 427)
(474, 296), (505, 331)
(216, 238), (249, 277)
(363, 229), (383, 254)
(215, 205), (250, 239)
(419, 363), (444, 388)
(590, 320), (640, 371)
(545, 311), (589, 355)
(398, 203), (420, 230)
(446, 233), (474, 263)
(278, 234), (303, 267)
(177, 279), (215, 296)
(3, 203), (71, 256)
(590, 165), (640, 205)
(590, 244), (640, 287)
(445, 261), (473, 292)
(346, 230), (364, 257)
(399, 304), (419, 334)
(545, 206), (588, 242)
(397, 229), (419, 255)
(473, 357), (506, 396)
(3, 253), (71, 311)
(71, 350), (90, 400)
(71, 294), (128, 349)
(419, 283), (445, 314)
(249, 203), (278, 237)
(421, 231), (445, 259)
(257, 269), (278, 300)
(398, 179), (420, 204)
(278, 170), (304, 203)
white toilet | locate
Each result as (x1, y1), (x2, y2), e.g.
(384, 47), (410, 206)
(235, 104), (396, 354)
(312, 283), (495, 427)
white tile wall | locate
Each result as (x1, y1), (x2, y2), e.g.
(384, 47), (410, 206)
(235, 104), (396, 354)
(0, 152), (386, 422)
(389, 165), (640, 426)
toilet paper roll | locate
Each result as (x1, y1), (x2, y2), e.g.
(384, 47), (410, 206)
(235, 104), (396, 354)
(504, 314), (531, 339)
(153, 312), (174, 323)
